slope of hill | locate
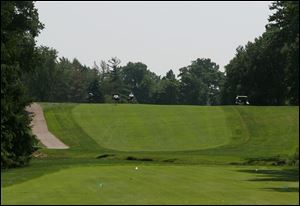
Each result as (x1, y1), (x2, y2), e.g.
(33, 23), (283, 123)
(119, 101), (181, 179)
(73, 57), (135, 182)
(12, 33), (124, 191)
(43, 103), (299, 160)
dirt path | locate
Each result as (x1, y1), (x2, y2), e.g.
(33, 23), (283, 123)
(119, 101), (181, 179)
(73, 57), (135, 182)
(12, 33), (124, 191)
(26, 103), (69, 149)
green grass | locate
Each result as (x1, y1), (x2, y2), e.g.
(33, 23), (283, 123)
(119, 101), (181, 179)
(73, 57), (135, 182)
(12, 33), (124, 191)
(72, 104), (231, 151)
(1, 103), (299, 205)
(42, 103), (299, 160)
(2, 165), (298, 205)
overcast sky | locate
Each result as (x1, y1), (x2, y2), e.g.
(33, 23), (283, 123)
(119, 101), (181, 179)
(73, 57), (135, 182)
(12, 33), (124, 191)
(35, 1), (272, 76)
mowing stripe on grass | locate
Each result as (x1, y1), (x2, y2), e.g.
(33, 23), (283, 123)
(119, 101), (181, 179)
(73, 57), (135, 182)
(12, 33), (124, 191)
(72, 104), (232, 151)
(1, 165), (298, 205)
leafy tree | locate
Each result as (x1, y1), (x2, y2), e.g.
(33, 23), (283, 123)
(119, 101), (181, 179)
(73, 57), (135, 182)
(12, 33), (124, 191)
(222, 1), (298, 105)
(66, 58), (89, 102)
(52, 57), (73, 102)
(223, 34), (286, 105)
(155, 70), (180, 104)
(22, 46), (59, 102)
(1, 1), (43, 168)
(121, 62), (160, 103)
(87, 78), (104, 103)
(268, 1), (299, 105)
(178, 58), (224, 105)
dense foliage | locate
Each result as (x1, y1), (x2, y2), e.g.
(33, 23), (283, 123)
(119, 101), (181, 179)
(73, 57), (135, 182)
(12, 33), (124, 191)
(23, 54), (225, 105)
(222, 1), (299, 105)
(1, 1), (43, 168)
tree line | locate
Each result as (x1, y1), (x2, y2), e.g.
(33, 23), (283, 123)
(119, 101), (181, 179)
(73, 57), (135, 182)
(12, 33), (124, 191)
(22, 2), (299, 106)
(22, 49), (225, 105)
(1, 1), (298, 168)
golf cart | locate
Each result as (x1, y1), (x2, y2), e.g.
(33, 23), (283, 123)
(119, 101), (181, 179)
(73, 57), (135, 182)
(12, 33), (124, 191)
(235, 95), (250, 105)
(127, 92), (135, 103)
(112, 94), (120, 103)
(88, 92), (94, 103)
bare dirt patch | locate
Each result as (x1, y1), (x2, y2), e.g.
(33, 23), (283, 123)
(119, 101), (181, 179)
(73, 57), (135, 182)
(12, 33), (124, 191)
(26, 103), (69, 149)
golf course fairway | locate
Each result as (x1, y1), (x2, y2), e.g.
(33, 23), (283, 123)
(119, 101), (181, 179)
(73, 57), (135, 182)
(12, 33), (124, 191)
(1, 103), (299, 205)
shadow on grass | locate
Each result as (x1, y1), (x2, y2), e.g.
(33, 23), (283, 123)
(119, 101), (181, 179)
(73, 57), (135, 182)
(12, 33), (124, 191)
(1, 157), (104, 188)
(237, 168), (299, 193)
(238, 168), (299, 182)
(264, 187), (299, 192)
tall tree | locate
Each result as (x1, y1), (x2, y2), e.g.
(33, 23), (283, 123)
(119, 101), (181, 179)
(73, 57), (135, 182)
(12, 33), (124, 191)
(222, 1), (299, 105)
(22, 46), (59, 102)
(121, 62), (160, 103)
(178, 58), (224, 105)
(155, 70), (180, 104)
(107, 57), (123, 95)
(67, 58), (89, 102)
(87, 78), (104, 103)
(268, 1), (299, 105)
(1, 1), (43, 168)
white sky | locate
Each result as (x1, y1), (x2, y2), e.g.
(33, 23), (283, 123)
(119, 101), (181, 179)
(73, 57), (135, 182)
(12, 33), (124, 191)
(35, 1), (272, 76)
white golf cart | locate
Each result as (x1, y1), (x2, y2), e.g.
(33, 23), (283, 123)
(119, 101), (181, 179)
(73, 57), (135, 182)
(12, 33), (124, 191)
(235, 95), (250, 105)
(112, 94), (120, 103)
(127, 92), (135, 103)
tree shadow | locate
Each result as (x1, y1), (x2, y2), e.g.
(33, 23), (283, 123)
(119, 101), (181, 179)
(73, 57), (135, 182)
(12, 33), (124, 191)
(264, 187), (299, 192)
(237, 168), (299, 193)
(238, 168), (299, 182)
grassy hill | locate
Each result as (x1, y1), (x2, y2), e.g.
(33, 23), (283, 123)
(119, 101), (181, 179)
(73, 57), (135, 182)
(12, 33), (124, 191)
(1, 103), (298, 205)
(43, 103), (298, 160)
